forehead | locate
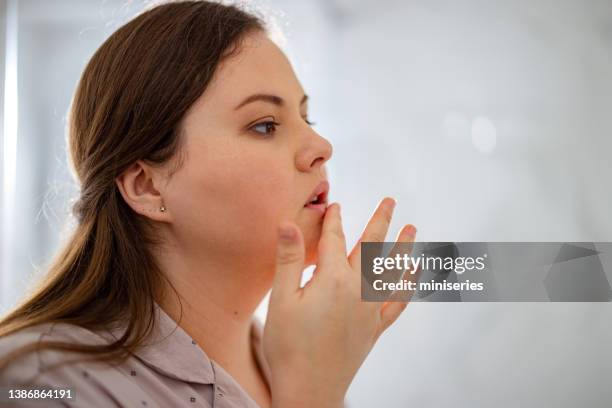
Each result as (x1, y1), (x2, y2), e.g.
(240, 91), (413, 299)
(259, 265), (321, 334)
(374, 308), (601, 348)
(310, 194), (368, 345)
(202, 32), (305, 109)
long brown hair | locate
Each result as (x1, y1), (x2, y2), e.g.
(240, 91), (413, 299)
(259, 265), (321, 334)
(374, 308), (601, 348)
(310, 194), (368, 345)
(0, 0), (264, 369)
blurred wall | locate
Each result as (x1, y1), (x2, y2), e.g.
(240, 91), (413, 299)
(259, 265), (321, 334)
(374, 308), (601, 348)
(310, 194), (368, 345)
(1, 1), (611, 407)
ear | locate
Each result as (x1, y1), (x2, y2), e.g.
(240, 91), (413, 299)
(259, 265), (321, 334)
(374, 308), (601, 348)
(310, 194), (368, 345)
(115, 159), (171, 222)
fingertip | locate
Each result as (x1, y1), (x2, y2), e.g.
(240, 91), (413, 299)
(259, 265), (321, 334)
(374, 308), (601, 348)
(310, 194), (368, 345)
(405, 224), (417, 237)
(383, 196), (397, 209)
(326, 202), (341, 216)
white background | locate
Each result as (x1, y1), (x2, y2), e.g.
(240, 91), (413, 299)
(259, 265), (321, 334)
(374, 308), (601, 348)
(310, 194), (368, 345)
(1, 1), (611, 407)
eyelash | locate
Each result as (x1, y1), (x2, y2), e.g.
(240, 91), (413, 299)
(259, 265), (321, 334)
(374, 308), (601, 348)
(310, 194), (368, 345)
(250, 117), (316, 136)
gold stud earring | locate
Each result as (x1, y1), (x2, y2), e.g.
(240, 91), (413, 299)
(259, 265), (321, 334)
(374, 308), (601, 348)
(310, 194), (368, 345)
(159, 205), (166, 213)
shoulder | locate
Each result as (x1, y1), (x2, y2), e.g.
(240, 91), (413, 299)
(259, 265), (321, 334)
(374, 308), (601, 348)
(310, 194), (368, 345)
(0, 323), (122, 406)
(0, 320), (114, 346)
(0, 323), (51, 384)
(0, 321), (113, 369)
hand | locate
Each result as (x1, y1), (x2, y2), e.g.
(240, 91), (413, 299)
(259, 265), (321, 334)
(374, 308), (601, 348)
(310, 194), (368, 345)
(264, 198), (417, 408)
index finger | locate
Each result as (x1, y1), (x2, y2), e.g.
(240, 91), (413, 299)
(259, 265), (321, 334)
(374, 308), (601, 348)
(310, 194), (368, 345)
(317, 202), (348, 266)
(348, 197), (397, 271)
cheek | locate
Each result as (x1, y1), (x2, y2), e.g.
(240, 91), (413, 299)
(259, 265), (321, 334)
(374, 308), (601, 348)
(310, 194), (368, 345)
(229, 169), (293, 233)
(166, 151), (296, 257)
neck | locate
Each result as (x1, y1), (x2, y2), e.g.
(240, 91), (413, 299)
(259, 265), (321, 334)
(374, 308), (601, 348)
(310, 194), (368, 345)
(155, 244), (273, 370)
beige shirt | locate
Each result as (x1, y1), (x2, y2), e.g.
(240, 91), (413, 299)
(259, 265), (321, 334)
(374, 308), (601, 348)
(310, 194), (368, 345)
(0, 306), (273, 407)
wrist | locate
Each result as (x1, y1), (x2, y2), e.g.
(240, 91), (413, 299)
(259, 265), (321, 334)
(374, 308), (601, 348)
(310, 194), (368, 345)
(270, 377), (345, 408)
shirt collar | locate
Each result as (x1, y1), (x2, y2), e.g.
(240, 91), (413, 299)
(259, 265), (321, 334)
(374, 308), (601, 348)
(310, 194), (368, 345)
(131, 304), (216, 384)
(109, 304), (271, 386)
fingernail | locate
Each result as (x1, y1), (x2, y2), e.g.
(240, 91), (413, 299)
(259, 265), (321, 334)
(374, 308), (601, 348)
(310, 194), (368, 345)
(278, 224), (295, 241)
(387, 197), (397, 209)
(405, 225), (417, 237)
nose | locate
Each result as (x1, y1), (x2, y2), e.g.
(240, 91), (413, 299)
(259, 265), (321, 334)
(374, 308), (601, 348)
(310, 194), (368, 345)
(295, 129), (333, 172)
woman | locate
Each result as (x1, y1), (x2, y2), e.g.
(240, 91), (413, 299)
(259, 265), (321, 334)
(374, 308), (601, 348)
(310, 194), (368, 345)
(0, 1), (417, 407)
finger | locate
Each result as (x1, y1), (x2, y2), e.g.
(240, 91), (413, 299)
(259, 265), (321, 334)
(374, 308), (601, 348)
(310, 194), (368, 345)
(379, 266), (422, 330)
(317, 203), (348, 266)
(379, 255), (422, 332)
(382, 262), (422, 304)
(348, 197), (397, 271)
(361, 224), (418, 306)
(271, 221), (305, 299)
(379, 300), (408, 332)
(378, 224), (418, 294)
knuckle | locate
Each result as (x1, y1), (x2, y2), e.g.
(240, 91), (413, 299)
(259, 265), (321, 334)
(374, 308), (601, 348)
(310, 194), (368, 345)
(276, 249), (302, 264)
(381, 208), (393, 224)
(368, 232), (385, 242)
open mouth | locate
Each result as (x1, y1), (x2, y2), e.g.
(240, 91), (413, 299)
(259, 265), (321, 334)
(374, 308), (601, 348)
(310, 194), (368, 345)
(304, 181), (329, 214)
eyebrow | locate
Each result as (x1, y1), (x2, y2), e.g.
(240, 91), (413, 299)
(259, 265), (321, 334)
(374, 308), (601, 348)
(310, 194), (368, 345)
(234, 93), (309, 110)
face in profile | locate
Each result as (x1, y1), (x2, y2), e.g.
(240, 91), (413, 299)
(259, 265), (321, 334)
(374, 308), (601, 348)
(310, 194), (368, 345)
(160, 31), (333, 275)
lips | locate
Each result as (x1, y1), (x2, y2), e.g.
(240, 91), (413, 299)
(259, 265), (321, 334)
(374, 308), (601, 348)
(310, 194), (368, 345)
(304, 180), (330, 214)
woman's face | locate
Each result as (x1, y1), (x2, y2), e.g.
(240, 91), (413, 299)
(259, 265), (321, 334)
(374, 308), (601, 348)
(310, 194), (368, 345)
(161, 31), (333, 272)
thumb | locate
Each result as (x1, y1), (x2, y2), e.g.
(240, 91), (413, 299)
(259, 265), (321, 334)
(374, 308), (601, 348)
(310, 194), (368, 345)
(271, 221), (305, 298)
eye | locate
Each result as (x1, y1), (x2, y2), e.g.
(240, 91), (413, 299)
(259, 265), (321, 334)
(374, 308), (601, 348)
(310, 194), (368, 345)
(250, 120), (280, 136)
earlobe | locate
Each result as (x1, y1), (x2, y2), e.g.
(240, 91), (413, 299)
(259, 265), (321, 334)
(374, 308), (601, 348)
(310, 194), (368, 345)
(132, 204), (168, 221)
(114, 160), (168, 221)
